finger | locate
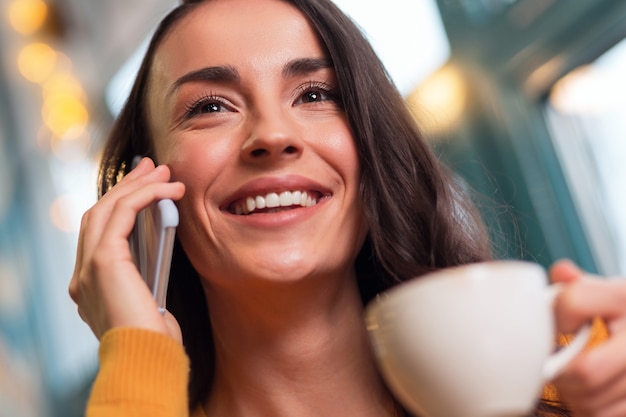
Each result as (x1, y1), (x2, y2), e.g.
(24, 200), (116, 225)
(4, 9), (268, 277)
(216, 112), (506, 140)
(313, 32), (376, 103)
(98, 181), (185, 256)
(69, 161), (185, 339)
(69, 209), (90, 301)
(554, 279), (626, 334)
(82, 182), (185, 318)
(550, 259), (584, 284)
(562, 375), (626, 417)
(98, 162), (172, 206)
(81, 240), (167, 339)
(79, 182), (185, 322)
(597, 399), (626, 417)
(567, 370), (626, 416)
(163, 311), (183, 344)
(80, 165), (182, 267)
(558, 330), (626, 394)
(117, 156), (155, 182)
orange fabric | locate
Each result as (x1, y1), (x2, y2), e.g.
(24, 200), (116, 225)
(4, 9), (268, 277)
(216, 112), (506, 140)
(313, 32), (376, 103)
(87, 327), (191, 417)
(542, 317), (610, 401)
(88, 321), (610, 416)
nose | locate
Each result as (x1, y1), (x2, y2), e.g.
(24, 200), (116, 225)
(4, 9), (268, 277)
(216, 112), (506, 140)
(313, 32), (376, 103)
(241, 107), (303, 163)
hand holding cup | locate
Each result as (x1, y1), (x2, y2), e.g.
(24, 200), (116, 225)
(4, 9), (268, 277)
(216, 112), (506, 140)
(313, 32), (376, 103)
(365, 261), (590, 417)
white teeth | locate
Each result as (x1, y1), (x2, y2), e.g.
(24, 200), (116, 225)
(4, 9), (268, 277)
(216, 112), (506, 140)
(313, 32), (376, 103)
(246, 197), (255, 213)
(233, 190), (318, 214)
(279, 191), (292, 206)
(266, 192), (280, 208)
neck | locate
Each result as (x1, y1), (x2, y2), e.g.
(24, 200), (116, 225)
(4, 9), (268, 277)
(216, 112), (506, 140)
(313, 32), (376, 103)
(202, 273), (396, 417)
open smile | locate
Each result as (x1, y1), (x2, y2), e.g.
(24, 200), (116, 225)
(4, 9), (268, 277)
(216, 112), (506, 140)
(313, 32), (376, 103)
(228, 190), (326, 215)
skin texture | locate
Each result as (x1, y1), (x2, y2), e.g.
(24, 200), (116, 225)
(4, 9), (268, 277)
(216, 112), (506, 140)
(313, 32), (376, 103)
(86, 1), (387, 416)
(69, 158), (185, 341)
(68, 1), (626, 416)
(147, 0), (366, 292)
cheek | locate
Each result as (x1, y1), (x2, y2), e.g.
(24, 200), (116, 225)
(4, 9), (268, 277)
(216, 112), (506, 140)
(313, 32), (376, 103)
(318, 123), (360, 186)
(156, 134), (233, 188)
(155, 134), (235, 245)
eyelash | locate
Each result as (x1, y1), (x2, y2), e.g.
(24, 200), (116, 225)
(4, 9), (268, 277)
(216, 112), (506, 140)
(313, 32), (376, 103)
(183, 93), (228, 118)
(181, 81), (340, 120)
(295, 81), (339, 104)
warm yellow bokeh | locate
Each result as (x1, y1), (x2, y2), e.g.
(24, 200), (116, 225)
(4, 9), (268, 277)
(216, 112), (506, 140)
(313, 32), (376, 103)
(42, 71), (86, 103)
(407, 65), (467, 136)
(42, 91), (89, 139)
(7, 0), (48, 35)
(17, 42), (57, 83)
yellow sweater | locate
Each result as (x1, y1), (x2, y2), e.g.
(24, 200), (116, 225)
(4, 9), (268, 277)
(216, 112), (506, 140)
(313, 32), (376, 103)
(87, 320), (609, 417)
(86, 327), (199, 417)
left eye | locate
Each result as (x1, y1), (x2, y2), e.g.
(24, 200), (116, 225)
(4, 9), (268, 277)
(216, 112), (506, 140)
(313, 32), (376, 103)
(192, 99), (228, 115)
(300, 90), (326, 103)
(294, 83), (338, 105)
(201, 102), (223, 112)
(183, 94), (231, 119)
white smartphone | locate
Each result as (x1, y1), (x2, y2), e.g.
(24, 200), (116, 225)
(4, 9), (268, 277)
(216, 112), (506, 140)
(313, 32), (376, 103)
(129, 157), (179, 313)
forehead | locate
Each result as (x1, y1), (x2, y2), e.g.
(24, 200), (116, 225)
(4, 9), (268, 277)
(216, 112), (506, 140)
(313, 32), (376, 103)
(150, 0), (327, 85)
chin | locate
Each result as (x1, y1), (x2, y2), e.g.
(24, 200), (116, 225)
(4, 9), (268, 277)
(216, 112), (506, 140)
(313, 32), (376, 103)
(249, 251), (319, 282)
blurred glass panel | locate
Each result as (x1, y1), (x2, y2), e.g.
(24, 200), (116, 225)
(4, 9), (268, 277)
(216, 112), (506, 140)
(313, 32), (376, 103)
(107, 0), (450, 115)
(545, 37), (626, 275)
(460, 0), (520, 21)
(332, 0), (449, 95)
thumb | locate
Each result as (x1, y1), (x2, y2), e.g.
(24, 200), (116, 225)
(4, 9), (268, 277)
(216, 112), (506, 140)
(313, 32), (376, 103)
(550, 259), (584, 285)
(550, 259), (589, 334)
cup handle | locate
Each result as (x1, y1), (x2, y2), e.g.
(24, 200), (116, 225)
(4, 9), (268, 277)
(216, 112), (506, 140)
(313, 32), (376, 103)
(542, 283), (592, 381)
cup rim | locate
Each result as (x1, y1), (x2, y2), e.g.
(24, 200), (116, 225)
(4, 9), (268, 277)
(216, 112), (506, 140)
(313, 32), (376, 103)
(366, 260), (546, 310)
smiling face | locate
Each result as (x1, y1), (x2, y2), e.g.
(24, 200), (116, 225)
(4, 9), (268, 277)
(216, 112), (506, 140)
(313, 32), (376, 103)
(146, 0), (366, 287)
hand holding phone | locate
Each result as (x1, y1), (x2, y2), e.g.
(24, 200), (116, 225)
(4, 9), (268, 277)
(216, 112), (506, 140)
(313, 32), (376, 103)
(129, 157), (179, 313)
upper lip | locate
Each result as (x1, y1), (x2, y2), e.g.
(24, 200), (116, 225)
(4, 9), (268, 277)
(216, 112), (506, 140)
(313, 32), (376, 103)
(220, 175), (332, 212)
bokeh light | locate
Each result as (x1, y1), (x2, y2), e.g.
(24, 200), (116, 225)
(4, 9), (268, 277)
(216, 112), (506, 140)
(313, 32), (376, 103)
(407, 65), (468, 136)
(42, 91), (89, 139)
(17, 42), (57, 83)
(7, 0), (48, 35)
(549, 65), (614, 116)
(42, 71), (86, 102)
(49, 194), (83, 233)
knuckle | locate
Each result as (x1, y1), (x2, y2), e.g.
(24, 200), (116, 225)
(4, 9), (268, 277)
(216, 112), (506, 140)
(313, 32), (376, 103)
(80, 209), (91, 226)
(112, 192), (138, 214)
(68, 278), (79, 301)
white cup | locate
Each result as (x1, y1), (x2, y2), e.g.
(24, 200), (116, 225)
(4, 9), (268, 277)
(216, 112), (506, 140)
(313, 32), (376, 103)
(365, 261), (590, 417)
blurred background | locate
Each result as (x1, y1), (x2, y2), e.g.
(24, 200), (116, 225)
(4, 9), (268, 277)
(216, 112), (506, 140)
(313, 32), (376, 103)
(0, 0), (624, 415)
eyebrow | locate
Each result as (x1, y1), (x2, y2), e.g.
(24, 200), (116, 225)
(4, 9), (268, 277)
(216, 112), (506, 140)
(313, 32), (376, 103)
(167, 65), (240, 98)
(167, 57), (334, 98)
(282, 57), (334, 78)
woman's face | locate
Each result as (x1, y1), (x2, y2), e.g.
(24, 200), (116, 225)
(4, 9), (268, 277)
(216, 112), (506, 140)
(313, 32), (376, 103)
(147, 0), (366, 286)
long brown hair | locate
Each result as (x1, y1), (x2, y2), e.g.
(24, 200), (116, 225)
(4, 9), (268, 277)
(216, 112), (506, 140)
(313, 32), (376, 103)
(98, 1), (566, 415)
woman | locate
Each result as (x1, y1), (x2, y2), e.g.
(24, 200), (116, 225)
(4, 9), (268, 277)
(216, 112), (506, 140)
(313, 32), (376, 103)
(69, 0), (626, 416)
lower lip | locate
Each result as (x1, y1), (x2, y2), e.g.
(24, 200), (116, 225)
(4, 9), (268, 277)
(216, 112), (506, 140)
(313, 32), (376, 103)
(223, 198), (327, 228)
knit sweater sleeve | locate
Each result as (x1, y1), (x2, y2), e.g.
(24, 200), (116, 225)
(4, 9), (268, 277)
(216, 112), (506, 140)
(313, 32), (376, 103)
(86, 327), (190, 417)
